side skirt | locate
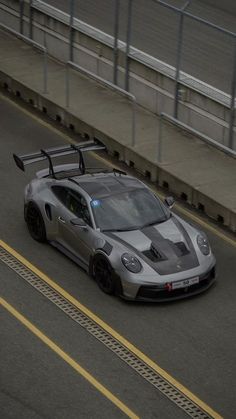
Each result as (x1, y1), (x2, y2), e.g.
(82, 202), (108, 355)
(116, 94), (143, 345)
(50, 241), (89, 273)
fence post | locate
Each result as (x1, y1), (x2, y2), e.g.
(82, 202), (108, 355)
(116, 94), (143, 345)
(29, 0), (33, 39)
(113, 0), (120, 85)
(125, 0), (133, 92)
(69, 0), (75, 61)
(43, 50), (48, 94)
(174, 0), (191, 119)
(228, 43), (236, 149)
(131, 98), (136, 147)
(66, 65), (70, 108)
(157, 114), (163, 163)
(19, 0), (24, 34)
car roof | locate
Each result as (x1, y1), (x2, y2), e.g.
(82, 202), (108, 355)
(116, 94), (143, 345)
(69, 172), (145, 199)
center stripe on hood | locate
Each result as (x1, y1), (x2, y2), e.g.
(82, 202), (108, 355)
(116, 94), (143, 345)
(104, 217), (199, 275)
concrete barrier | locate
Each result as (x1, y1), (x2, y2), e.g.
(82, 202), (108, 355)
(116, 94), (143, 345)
(0, 69), (235, 232)
(1, 0), (235, 150)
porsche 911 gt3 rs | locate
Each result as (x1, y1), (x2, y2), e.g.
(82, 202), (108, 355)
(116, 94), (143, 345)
(13, 140), (216, 301)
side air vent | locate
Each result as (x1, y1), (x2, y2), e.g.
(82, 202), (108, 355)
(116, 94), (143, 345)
(45, 204), (52, 221)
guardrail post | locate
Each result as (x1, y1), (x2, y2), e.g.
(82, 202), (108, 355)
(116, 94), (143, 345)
(29, 0), (33, 39)
(43, 50), (48, 94)
(229, 43), (236, 149)
(69, 0), (75, 61)
(113, 0), (120, 85)
(157, 113), (163, 163)
(125, 0), (133, 92)
(19, 0), (24, 34)
(174, 0), (191, 119)
(131, 98), (136, 147)
(66, 65), (70, 108)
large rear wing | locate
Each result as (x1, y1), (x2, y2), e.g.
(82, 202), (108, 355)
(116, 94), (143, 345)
(13, 140), (106, 177)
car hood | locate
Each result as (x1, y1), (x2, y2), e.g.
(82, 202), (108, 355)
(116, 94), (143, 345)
(104, 216), (199, 275)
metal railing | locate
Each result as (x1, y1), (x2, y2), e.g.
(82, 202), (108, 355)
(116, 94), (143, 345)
(5, 0), (236, 150)
(157, 113), (236, 163)
(65, 61), (136, 147)
(110, 0), (236, 149)
(0, 21), (48, 94)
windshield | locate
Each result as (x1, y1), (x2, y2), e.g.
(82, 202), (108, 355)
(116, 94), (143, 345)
(91, 188), (170, 231)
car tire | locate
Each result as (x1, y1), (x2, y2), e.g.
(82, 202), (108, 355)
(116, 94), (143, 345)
(93, 256), (117, 295)
(26, 202), (47, 242)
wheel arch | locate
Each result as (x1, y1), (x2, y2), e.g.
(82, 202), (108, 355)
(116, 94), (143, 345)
(25, 200), (47, 242)
(90, 251), (123, 297)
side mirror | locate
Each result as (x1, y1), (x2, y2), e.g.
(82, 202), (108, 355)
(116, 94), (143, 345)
(164, 196), (175, 209)
(70, 218), (87, 229)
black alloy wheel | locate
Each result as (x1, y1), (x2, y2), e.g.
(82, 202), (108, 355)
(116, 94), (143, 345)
(26, 203), (47, 242)
(93, 257), (115, 295)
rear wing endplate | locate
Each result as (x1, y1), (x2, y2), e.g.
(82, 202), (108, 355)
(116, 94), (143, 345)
(13, 140), (106, 177)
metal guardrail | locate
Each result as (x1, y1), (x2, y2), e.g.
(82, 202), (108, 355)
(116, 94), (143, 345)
(31, 1), (232, 104)
(0, 21), (48, 94)
(159, 113), (236, 162)
(151, 0), (236, 149)
(66, 61), (136, 147)
(2, 1), (235, 151)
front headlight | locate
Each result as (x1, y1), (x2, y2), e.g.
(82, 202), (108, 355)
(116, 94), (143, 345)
(197, 234), (210, 256)
(121, 253), (142, 273)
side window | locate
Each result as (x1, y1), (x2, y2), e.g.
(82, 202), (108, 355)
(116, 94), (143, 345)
(66, 190), (92, 227)
(51, 186), (68, 205)
(52, 186), (92, 227)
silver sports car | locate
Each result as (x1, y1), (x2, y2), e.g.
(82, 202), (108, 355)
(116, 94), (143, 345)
(13, 141), (216, 301)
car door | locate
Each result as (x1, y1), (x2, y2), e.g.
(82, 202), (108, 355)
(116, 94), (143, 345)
(52, 186), (97, 269)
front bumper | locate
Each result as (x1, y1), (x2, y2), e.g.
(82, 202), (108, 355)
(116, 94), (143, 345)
(122, 266), (216, 302)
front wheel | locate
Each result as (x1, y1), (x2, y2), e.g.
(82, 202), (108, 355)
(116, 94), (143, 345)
(26, 202), (47, 242)
(93, 256), (116, 295)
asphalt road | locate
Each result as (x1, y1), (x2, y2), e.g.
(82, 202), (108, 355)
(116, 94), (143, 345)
(43, 0), (236, 93)
(0, 92), (236, 418)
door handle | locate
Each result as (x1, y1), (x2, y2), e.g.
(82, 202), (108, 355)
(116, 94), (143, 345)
(58, 216), (66, 224)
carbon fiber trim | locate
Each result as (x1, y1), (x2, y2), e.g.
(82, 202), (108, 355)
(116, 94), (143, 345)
(104, 218), (199, 276)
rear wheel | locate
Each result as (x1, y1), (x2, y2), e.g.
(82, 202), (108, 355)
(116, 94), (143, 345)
(26, 202), (47, 242)
(93, 256), (116, 295)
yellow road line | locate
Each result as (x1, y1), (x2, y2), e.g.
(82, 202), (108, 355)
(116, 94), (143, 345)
(0, 296), (139, 419)
(0, 239), (222, 419)
(1, 92), (235, 247)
